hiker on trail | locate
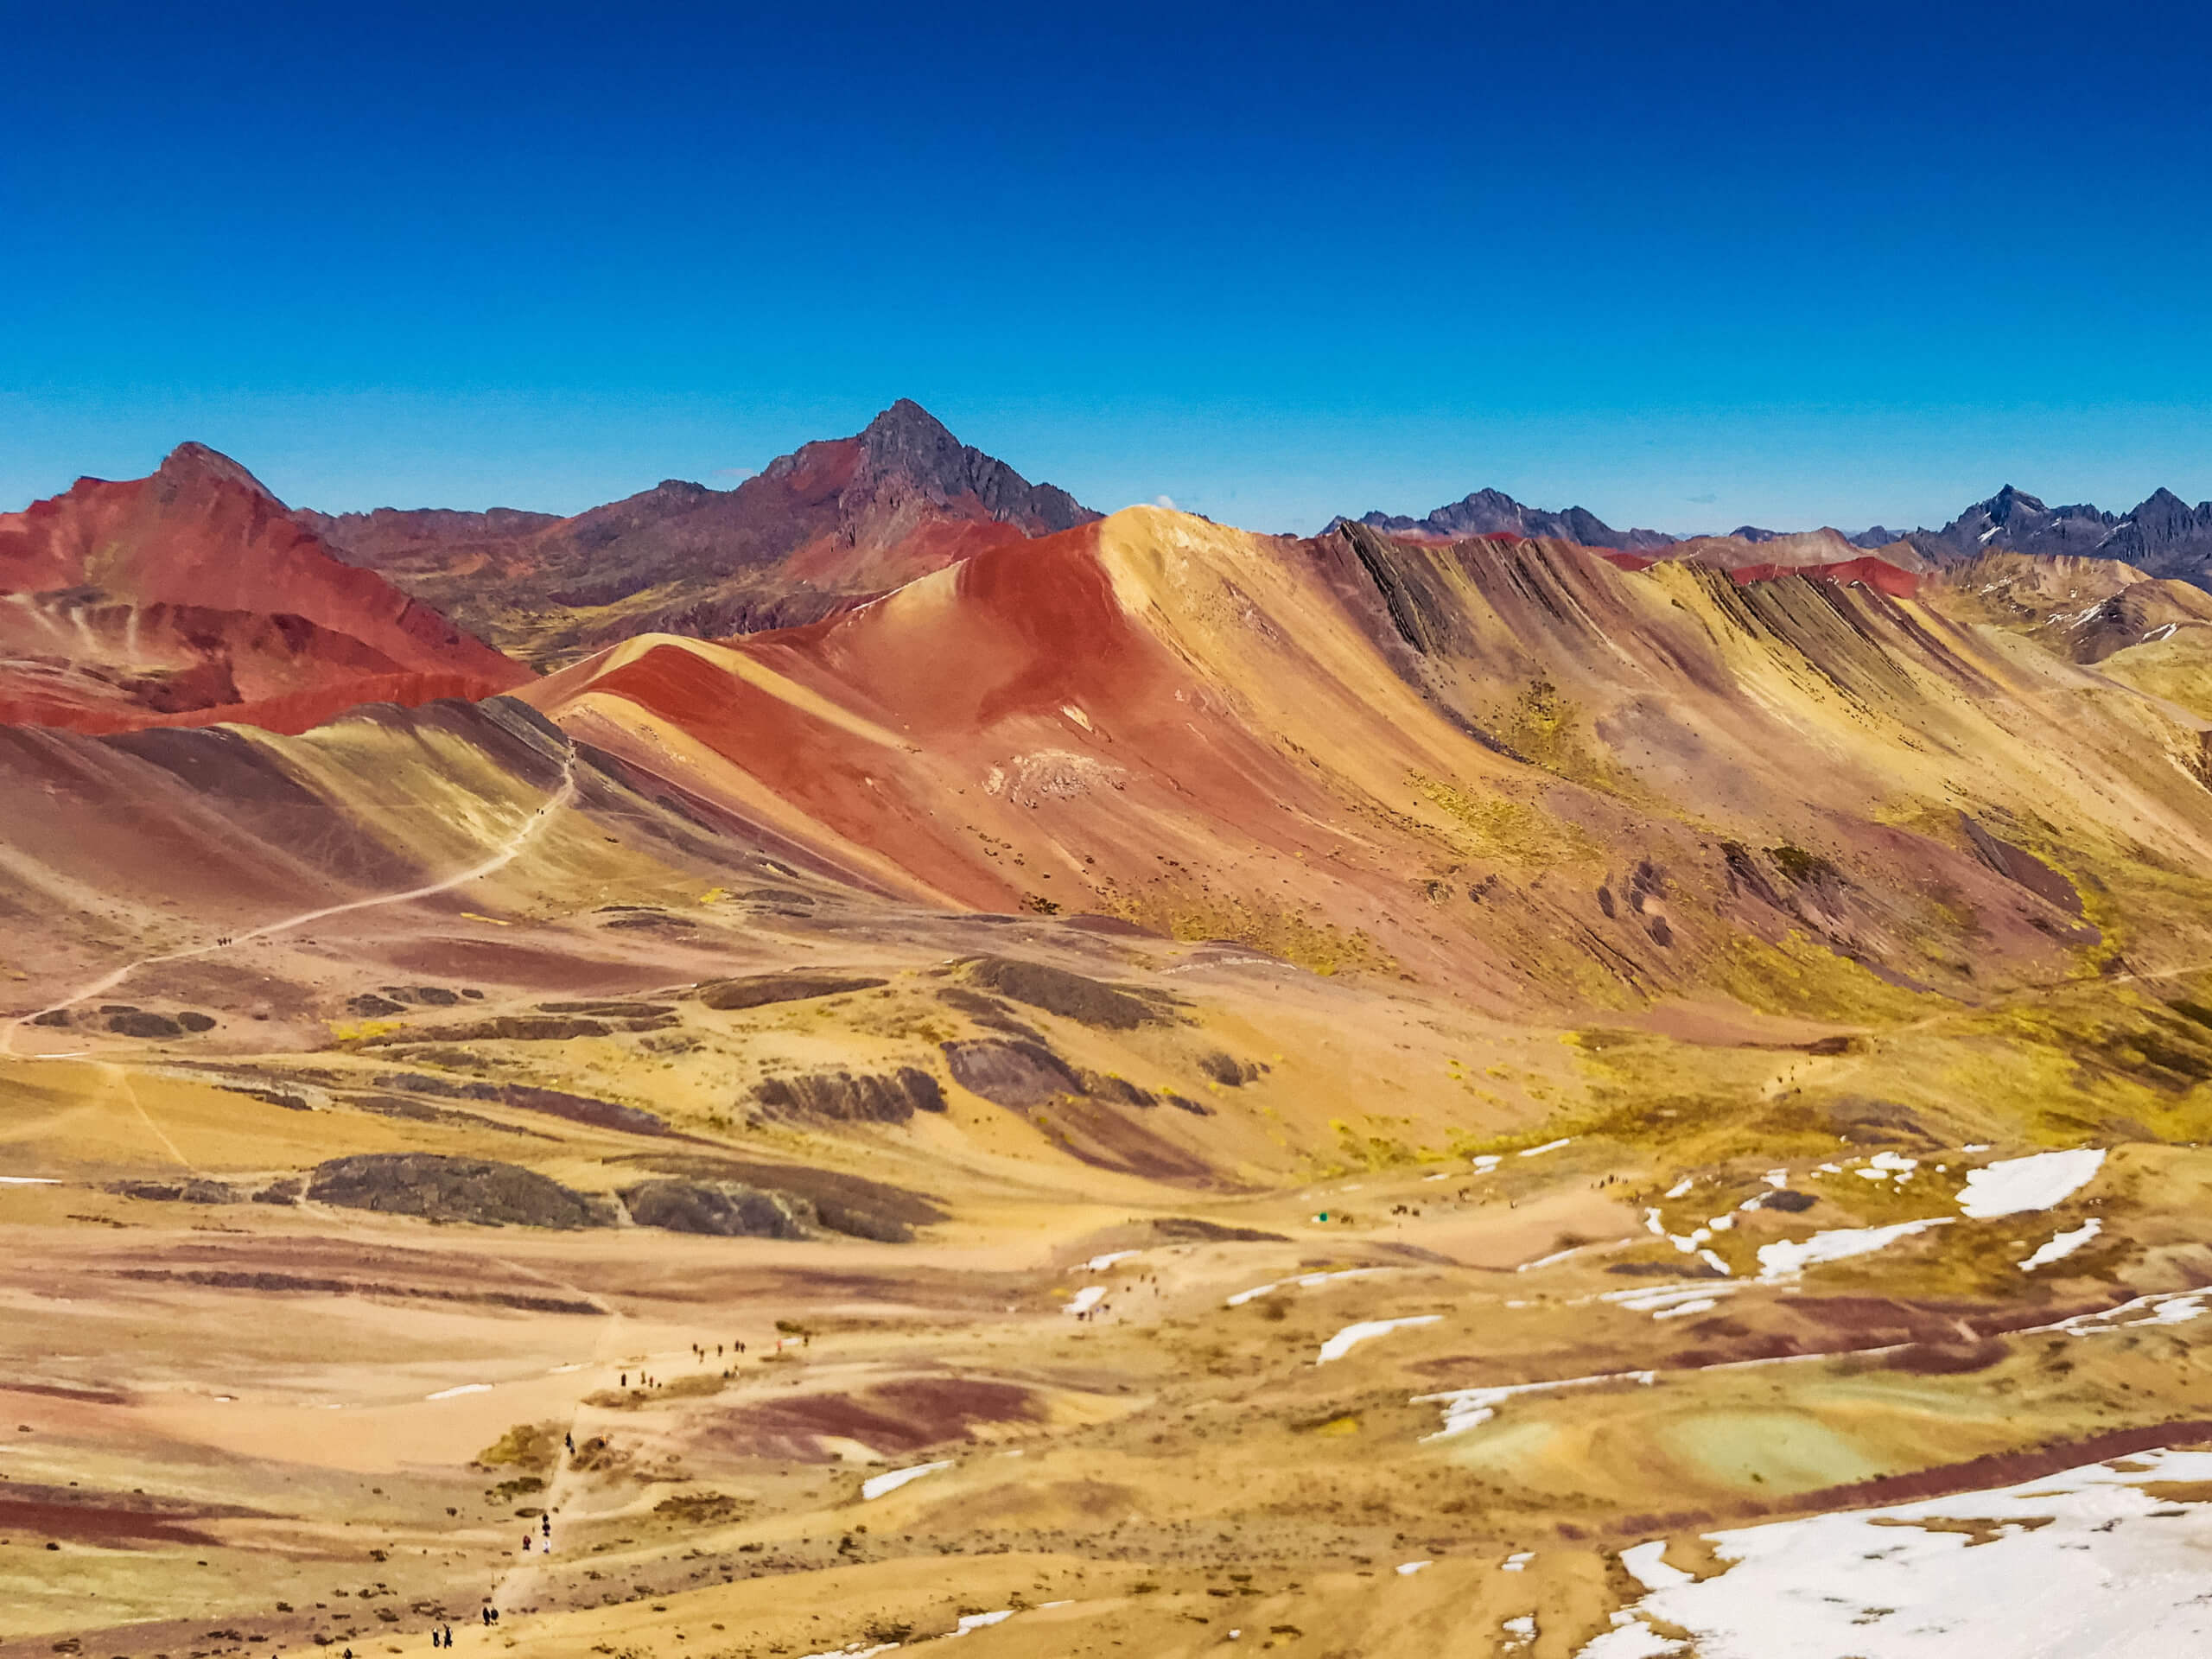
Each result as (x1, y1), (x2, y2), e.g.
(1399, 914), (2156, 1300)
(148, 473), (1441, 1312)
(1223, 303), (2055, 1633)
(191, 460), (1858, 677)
(565, 1432), (575, 1453)
(620, 1371), (626, 1387)
(541, 1514), (551, 1537)
(480, 1608), (492, 1627)
(523, 1534), (531, 1551)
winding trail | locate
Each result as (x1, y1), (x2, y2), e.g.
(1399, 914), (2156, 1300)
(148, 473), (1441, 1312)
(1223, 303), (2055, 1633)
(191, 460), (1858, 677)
(1, 748), (579, 1061)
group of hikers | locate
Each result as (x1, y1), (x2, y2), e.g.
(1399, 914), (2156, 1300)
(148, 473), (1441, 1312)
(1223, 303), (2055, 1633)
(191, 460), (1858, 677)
(387, 1335), (776, 1649)
(619, 1338), (748, 1391)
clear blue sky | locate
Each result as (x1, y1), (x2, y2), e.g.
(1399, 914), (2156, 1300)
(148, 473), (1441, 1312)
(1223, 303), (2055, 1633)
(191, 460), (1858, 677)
(5, 1), (2209, 535)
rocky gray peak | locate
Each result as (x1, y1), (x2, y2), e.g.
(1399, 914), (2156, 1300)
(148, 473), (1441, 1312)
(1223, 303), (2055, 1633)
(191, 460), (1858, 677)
(2124, 486), (2208, 537)
(1910, 486), (2120, 565)
(859, 397), (969, 493)
(1977, 484), (2047, 524)
(156, 442), (286, 505)
(856, 399), (1096, 532)
(2096, 487), (2212, 582)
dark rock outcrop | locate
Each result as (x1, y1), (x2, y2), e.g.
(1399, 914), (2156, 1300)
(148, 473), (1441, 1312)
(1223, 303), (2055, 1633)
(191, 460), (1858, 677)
(106, 1011), (182, 1039)
(307, 1153), (612, 1229)
(1196, 1051), (1268, 1087)
(616, 1155), (944, 1243)
(619, 1179), (811, 1239)
(941, 1039), (1085, 1107)
(753, 1067), (945, 1123)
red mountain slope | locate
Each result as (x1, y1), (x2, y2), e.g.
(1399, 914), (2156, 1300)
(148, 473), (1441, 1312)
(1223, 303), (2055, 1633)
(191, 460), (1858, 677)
(520, 508), (2212, 1014)
(0, 444), (531, 731)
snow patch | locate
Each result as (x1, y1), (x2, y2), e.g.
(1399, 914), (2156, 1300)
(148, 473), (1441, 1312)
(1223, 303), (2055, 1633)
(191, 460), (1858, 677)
(1756, 1217), (1951, 1281)
(1414, 1370), (1656, 1440)
(1603, 1282), (1744, 1317)
(1955, 1147), (2105, 1218)
(1225, 1267), (1389, 1307)
(1618, 1540), (1694, 1592)
(861, 1460), (952, 1500)
(1576, 1621), (1685, 1658)
(1316, 1315), (1440, 1364)
(2019, 1218), (2101, 1271)
(1576, 1449), (2212, 1658)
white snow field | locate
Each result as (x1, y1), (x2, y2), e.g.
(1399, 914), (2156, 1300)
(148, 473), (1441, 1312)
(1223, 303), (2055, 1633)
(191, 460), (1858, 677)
(1955, 1147), (2105, 1218)
(1580, 1448), (2212, 1657)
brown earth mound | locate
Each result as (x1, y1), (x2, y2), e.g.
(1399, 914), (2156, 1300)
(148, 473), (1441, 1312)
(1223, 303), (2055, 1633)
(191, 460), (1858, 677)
(696, 973), (887, 1011)
(1960, 812), (2086, 917)
(960, 956), (1175, 1030)
(700, 1376), (1052, 1462)
(372, 1072), (670, 1136)
(358, 1010), (677, 1043)
(1147, 1217), (1288, 1243)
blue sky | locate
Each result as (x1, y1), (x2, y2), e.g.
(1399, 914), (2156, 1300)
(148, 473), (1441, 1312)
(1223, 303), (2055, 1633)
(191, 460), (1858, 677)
(5, 1), (2209, 534)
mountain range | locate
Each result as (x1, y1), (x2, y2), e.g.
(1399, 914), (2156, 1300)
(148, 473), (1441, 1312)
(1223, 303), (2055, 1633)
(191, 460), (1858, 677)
(8, 404), (2209, 748)
(1345, 482), (2212, 588)
(10, 404), (2212, 1658)
(300, 398), (1096, 666)
(1329, 488), (1679, 552)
